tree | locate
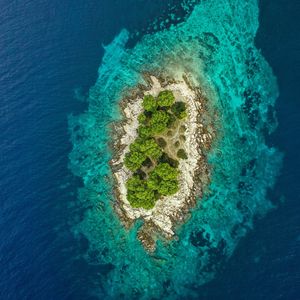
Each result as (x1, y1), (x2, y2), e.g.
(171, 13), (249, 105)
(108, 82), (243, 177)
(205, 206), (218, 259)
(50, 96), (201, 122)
(147, 172), (160, 190)
(149, 110), (170, 134)
(171, 101), (187, 119)
(142, 95), (157, 112)
(138, 113), (147, 124)
(126, 175), (145, 192)
(138, 125), (152, 138)
(139, 138), (162, 159)
(147, 164), (179, 196)
(123, 89), (185, 209)
(157, 180), (179, 196)
(124, 151), (146, 172)
(130, 138), (162, 160)
(152, 162), (179, 180)
(157, 90), (175, 107)
(126, 176), (156, 209)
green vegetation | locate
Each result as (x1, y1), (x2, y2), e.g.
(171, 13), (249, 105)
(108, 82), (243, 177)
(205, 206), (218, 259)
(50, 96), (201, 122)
(157, 90), (175, 107)
(124, 90), (188, 209)
(177, 148), (188, 160)
(171, 101), (187, 119)
(142, 95), (157, 112)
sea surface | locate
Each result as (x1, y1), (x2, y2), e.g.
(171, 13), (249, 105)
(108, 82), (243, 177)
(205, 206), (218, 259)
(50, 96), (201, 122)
(0, 0), (299, 299)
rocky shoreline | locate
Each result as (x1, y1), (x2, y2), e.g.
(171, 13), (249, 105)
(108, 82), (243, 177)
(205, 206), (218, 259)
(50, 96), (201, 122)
(110, 74), (215, 251)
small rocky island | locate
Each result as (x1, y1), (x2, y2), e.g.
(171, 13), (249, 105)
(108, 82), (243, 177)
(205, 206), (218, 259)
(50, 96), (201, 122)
(110, 75), (215, 251)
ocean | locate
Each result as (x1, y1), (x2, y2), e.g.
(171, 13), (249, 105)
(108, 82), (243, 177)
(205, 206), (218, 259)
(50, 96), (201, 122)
(0, 0), (299, 299)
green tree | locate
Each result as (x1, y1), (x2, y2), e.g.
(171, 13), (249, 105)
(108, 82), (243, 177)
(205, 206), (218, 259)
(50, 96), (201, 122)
(124, 151), (146, 172)
(138, 113), (147, 124)
(149, 110), (170, 134)
(138, 125), (152, 138)
(142, 95), (157, 112)
(130, 138), (162, 160)
(147, 171), (160, 190)
(126, 175), (145, 192)
(140, 139), (162, 159)
(152, 162), (179, 180)
(147, 165), (179, 196)
(157, 90), (175, 107)
(157, 180), (179, 196)
(126, 176), (156, 209)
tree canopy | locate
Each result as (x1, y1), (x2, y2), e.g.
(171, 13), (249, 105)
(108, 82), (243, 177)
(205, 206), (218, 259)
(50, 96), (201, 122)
(157, 90), (175, 107)
(142, 95), (157, 112)
(126, 176), (156, 209)
(124, 151), (146, 172)
(123, 89), (188, 209)
(149, 110), (170, 134)
(130, 138), (162, 160)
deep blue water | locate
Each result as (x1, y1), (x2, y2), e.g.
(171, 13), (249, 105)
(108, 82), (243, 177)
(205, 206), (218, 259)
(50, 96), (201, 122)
(0, 1), (299, 299)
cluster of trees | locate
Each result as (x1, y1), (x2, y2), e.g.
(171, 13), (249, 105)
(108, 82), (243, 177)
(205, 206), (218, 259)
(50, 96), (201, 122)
(126, 163), (179, 209)
(124, 90), (188, 209)
(138, 90), (187, 137)
(124, 138), (162, 172)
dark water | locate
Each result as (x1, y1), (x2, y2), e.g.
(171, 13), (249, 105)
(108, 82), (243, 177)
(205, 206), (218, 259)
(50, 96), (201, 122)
(0, 0), (299, 299)
(198, 2), (300, 299)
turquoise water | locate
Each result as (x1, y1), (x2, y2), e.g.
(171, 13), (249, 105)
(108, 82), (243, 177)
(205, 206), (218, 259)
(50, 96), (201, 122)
(69, 0), (282, 298)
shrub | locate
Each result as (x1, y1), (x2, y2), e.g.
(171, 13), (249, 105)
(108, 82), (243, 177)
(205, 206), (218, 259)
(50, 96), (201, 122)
(180, 125), (186, 133)
(177, 148), (188, 159)
(142, 95), (157, 112)
(171, 101), (187, 119)
(179, 134), (186, 141)
(157, 137), (167, 148)
(157, 90), (175, 107)
(167, 113), (176, 128)
(167, 130), (173, 137)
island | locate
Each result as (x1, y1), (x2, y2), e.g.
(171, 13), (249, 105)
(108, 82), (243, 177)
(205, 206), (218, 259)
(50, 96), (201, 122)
(69, 0), (283, 295)
(110, 74), (215, 251)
